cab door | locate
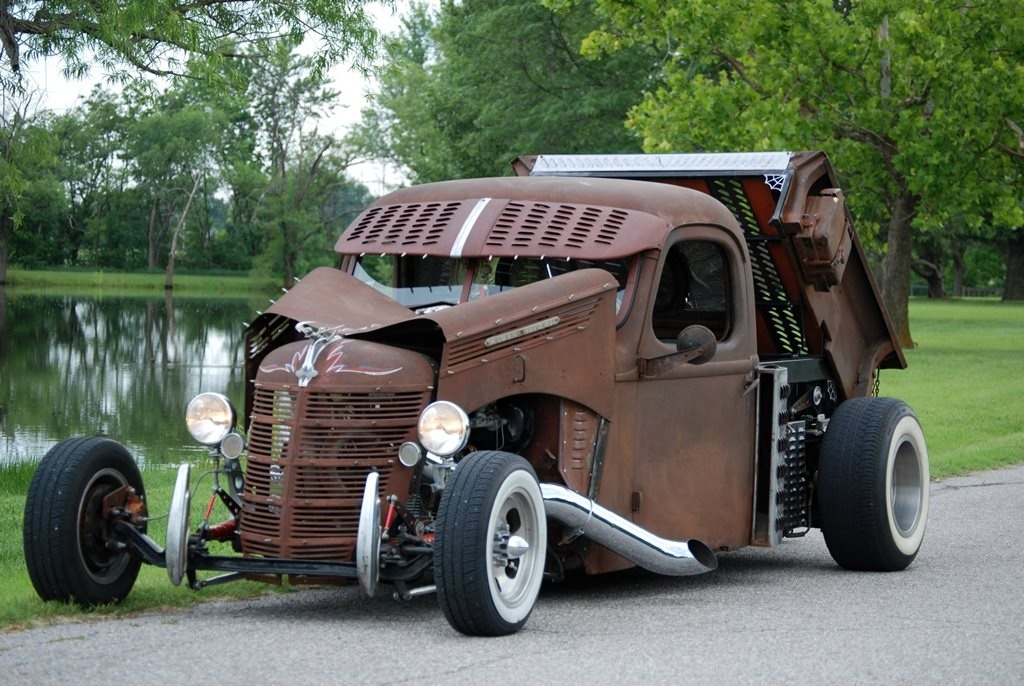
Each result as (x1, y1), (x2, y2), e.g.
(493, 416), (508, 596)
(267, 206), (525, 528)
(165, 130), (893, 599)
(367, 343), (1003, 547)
(630, 227), (758, 552)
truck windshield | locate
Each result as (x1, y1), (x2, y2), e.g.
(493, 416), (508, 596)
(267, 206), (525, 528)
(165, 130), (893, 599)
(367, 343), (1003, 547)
(353, 255), (632, 314)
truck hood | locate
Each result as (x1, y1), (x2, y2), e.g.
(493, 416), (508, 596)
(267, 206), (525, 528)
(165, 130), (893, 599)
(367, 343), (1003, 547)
(245, 266), (618, 420)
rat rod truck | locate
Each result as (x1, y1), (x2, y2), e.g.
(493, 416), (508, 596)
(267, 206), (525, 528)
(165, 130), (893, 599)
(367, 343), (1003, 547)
(24, 151), (928, 636)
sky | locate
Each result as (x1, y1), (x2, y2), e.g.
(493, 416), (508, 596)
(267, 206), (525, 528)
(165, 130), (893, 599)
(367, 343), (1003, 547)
(19, 2), (415, 193)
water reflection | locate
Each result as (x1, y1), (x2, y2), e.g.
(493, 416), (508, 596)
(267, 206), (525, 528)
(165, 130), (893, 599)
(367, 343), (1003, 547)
(0, 289), (254, 468)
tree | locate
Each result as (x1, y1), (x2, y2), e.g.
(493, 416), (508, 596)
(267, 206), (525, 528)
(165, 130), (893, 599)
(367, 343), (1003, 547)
(122, 85), (221, 281)
(558, 0), (1024, 344)
(356, 0), (654, 183)
(0, 91), (60, 283)
(1003, 228), (1024, 301)
(0, 0), (387, 82)
(49, 88), (129, 266)
(0, 0), (390, 281)
(176, 57), (267, 270)
(246, 38), (370, 285)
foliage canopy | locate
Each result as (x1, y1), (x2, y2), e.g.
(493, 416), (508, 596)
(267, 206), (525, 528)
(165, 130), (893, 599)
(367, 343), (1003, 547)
(1, 41), (372, 287)
(0, 0), (389, 84)
(551, 0), (1024, 338)
(356, 0), (653, 183)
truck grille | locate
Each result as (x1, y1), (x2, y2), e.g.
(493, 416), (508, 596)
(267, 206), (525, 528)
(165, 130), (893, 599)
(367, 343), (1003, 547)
(239, 385), (428, 560)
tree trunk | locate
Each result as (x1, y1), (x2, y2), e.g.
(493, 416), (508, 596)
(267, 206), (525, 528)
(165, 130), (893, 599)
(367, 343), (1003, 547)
(147, 200), (160, 269)
(912, 258), (945, 299)
(165, 175), (202, 290)
(1004, 228), (1024, 301)
(282, 220), (296, 288)
(0, 284), (6, 358)
(0, 212), (10, 285)
(951, 243), (966, 297)
(881, 190), (918, 348)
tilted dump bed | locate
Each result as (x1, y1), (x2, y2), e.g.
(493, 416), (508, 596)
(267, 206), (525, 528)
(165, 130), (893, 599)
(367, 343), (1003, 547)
(517, 151), (905, 399)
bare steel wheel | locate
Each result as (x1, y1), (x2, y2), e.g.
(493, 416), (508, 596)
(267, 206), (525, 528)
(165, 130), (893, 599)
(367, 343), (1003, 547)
(819, 398), (929, 571)
(23, 437), (146, 605)
(435, 451), (547, 636)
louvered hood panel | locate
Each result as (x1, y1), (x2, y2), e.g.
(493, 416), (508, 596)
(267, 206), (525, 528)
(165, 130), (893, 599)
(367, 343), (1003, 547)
(336, 177), (675, 261)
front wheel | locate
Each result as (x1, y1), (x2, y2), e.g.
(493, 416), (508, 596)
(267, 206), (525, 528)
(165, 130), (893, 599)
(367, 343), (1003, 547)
(819, 398), (929, 571)
(23, 437), (147, 605)
(434, 451), (547, 636)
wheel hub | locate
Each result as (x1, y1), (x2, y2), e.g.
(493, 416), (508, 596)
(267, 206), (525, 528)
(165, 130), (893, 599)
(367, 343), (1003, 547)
(493, 524), (530, 576)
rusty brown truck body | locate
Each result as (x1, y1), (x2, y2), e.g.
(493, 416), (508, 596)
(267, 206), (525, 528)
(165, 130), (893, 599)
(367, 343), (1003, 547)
(24, 152), (929, 636)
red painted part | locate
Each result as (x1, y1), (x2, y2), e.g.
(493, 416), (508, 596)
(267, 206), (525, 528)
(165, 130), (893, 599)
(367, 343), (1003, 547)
(205, 520), (237, 542)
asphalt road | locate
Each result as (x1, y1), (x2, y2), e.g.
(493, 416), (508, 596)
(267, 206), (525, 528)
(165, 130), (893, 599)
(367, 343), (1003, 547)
(3, 466), (1023, 685)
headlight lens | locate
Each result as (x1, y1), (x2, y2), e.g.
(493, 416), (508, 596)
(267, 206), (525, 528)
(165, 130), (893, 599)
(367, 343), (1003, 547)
(417, 401), (469, 457)
(186, 392), (237, 446)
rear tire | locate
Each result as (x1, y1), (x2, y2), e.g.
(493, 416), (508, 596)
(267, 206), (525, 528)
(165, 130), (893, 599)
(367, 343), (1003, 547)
(819, 398), (929, 571)
(23, 437), (146, 605)
(434, 451), (547, 636)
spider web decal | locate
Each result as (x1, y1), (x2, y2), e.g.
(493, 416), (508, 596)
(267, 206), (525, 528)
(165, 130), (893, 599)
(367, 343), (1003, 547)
(764, 174), (786, 192)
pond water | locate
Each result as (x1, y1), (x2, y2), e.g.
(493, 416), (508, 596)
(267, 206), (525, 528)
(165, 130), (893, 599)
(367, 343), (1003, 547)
(0, 288), (257, 469)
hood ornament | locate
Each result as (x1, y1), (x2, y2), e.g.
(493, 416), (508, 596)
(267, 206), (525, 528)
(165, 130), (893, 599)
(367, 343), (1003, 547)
(294, 322), (343, 387)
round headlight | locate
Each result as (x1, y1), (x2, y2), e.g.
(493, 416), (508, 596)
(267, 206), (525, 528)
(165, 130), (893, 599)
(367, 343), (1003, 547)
(418, 401), (470, 457)
(186, 392), (237, 446)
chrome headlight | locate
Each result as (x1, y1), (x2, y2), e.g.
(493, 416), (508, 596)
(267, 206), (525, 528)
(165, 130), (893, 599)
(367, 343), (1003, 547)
(417, 401), (469, 457)
(186, 392), (237, 446)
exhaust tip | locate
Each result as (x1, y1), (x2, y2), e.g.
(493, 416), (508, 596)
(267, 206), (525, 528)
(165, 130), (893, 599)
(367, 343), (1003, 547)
(688, 540), (718, 571)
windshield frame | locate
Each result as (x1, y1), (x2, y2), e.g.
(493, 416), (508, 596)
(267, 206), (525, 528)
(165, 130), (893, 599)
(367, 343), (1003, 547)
(346, 254), (636, 320)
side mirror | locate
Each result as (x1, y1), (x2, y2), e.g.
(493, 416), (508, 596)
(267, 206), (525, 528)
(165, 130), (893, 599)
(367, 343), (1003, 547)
(676, 325), (717, 365)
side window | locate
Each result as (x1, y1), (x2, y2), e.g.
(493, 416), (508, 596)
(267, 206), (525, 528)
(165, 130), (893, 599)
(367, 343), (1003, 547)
(652, 241), (731, 341)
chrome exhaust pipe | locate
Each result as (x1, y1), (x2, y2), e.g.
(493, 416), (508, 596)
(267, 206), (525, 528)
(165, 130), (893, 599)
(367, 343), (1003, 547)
(541, 483), (718, 576)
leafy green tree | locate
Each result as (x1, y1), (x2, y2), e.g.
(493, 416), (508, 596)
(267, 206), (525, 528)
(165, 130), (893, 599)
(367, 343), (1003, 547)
(0, 0), (387, 82)
(90, 186), (152, 269)
(48, 88), (130, 266)
(557, 0), (1024, 341)
(122, 83), (222, 284)
(1001, 228), (1024, 301)
(357, 0), (653, 183)
(245, 38), (370, 285)
(0, 0), (390, 282)
(255, 145), (373, 285)
(0, 93), (61, 283)
(181, 62), (266, 270)
(7, 160), (66, 268)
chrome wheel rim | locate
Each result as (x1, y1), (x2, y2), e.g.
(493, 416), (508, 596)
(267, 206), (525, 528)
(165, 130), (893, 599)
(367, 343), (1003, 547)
(891, 437), (924, 536)
(486, 474), (544, 621)
(166, 464), (192, 586)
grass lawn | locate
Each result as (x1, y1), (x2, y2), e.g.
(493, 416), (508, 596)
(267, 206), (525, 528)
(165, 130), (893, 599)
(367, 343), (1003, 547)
(0, 464), (277, 631)
(882, 299), (1024, 477)
(3, 267), (278, 296)
(0, 297), (1021, 630)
